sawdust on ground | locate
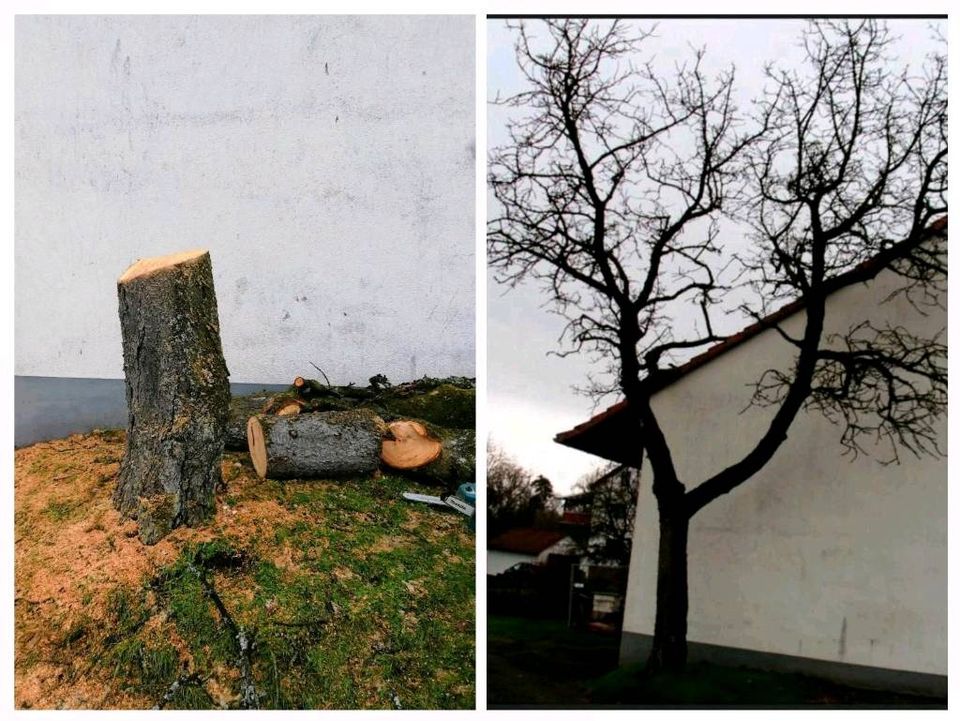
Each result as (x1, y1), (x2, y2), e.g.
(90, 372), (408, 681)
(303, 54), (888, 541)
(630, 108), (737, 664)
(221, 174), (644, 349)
(14, 431), (318, 709)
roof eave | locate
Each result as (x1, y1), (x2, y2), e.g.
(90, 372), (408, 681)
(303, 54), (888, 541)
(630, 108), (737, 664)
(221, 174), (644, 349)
(554, 216), (947, 459)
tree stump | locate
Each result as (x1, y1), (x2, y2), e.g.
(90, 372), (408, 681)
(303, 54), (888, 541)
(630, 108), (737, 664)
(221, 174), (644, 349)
(114, 250), (231, 544)
(247, 409), (384, 480)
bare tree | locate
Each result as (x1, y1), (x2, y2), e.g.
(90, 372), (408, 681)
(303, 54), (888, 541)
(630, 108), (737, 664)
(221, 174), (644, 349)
(569, 463), (640, 566)
(488, 19), (946, 672)
(487, 442), (562, 536)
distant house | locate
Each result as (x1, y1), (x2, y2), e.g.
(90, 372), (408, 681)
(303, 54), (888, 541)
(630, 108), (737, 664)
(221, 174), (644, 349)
(487, 528), (575, 575)
(555, 221), (946, 696)
(560, 464), (637, 568)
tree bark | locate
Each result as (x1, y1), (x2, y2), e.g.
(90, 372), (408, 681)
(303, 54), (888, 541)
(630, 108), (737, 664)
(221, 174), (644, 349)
(647, 506), (690, 673)
(114, 250), (231, 545)
(247, 409), (384, 480)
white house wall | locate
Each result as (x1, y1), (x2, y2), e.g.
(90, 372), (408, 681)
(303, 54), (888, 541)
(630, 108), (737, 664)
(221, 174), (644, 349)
(15, 15), (475, 386)
(623, 261), (946, 679)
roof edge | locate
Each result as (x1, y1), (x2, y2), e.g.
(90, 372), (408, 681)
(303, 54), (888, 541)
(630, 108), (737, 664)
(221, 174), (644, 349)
(555, 216), (947, 447)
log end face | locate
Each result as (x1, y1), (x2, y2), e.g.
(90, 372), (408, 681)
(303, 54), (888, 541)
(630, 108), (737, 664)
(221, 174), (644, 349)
(247, 416), (268, 478)
(381, 420), (443, 470)
(276, 402), (302, 417)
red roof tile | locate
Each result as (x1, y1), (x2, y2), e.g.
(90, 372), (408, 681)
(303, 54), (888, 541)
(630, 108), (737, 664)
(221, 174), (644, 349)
(488, 528), (569, 555)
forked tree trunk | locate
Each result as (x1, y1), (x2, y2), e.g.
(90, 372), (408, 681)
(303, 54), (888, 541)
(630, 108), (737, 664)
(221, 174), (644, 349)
(647, 507), (690, 673)
(114, 250), (231, 544)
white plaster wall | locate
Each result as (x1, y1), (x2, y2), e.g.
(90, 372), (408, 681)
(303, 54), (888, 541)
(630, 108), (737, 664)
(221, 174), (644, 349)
(623, 262), (946, 675)
(15, 15), (475, 385)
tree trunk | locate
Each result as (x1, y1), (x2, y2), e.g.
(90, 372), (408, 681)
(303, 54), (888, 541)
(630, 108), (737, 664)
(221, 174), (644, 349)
(647, 507), (690, 673)
(246, 409), (384, 480)
(114, 250), (231, 545)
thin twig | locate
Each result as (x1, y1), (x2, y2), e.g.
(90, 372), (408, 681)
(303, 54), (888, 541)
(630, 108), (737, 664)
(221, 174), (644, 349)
(189, 563), (259, 709)
(308, 362), (332, 387)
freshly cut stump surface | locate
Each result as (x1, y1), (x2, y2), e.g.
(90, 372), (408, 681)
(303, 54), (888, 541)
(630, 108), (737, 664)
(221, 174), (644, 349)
(381, 420), (442, 470)
(114, 249), (230, 544)
(247, 409), (383, 480)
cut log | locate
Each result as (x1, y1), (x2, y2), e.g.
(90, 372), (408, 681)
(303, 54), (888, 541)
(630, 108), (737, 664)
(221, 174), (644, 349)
(293, 376), (325, 398)
(114, 249), (231, 544)
(247, 409), (384, 480)
(381, 420), (475, 486)
(225, 394), (306, 451)
(275, 401), (302, 416)
(380, 420), (442, 469)
(262, 394), (305, 416)
(293, 376), (376, 403)
(225, 393), (274, 451)
(225, 376), (475, 453)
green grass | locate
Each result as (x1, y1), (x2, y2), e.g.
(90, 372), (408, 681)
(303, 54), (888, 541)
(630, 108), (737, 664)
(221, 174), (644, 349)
(17, 428), (475, 710)
(487, 615), (619, 706)
(103, 472), (473, 709)
(42, 498), (80, 522)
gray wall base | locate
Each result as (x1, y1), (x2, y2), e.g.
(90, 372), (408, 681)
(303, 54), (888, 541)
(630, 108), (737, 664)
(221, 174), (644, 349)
(620, 631), (946, 699)
(15, 375), (287, 447)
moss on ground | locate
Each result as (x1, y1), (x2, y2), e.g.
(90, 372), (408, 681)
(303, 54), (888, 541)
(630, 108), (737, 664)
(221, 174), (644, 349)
(15, 432), (475, 710)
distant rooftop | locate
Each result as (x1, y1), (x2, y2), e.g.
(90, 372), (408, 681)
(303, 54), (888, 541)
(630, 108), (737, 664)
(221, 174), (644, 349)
(488, 528), (569, 555)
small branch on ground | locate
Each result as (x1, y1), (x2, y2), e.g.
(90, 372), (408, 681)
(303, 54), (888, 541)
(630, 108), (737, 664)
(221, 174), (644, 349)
(153, 672), (215, 710)
(188, 562), (259, 709)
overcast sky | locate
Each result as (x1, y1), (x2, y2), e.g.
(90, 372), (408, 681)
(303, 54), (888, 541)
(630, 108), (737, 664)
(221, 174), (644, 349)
(486, 17), (945, 495)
